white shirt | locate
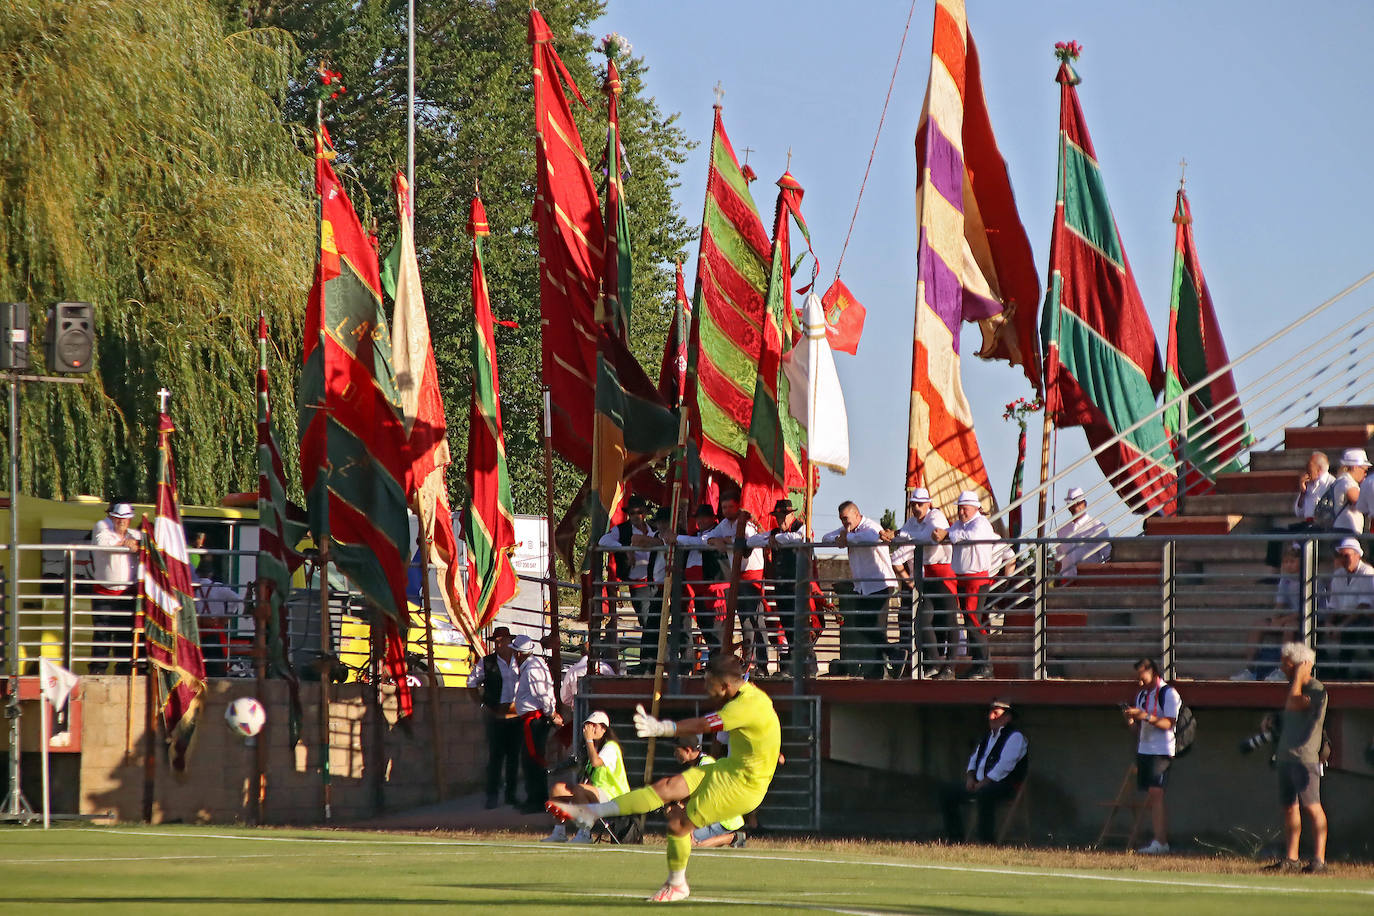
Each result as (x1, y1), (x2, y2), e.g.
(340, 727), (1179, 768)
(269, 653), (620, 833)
(821, 517), (896, 595)
(1135, 680), (1182, 757)
(1328, 561), (1374, 614)
(948, 513), (998, 575)
(1055, 512), (1111, 577)
(893, 509), (952, 566)
(466, 651), (519, 705)
(90, 517), (141, 590)
(514, 654), (557, 716)
(1355, 476), (1374, 530)
(1296, 470), (1336, 519)
(1332, 472), (1364, 533)
(679, 517), (764, 572)
(559, 655), (617, 707)
(598, 521), (662, 581)
(194, 577), (243, 618)
(966, 727), (1028, 783)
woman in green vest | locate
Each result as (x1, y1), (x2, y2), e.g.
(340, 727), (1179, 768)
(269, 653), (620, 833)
(542, 710), (629, 844)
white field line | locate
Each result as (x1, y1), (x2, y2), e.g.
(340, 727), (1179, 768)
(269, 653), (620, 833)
(566, 889), (893, 916)
(92, 828), (1374, 898)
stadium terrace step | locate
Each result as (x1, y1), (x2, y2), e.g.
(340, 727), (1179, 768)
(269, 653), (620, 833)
(1183, 492), (1298, 517)
(1143, 514), (1242, 536)
(1214, 469), (1296, 495)
(1070, 561), (1160, 587)
(1248, 449), (1316, 472)
(1318, 404), (1374, 426)
(1283, 423), (1374, 452)
(1112, 536), (1268, 564)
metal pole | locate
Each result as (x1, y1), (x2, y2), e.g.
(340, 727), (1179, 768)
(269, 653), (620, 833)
(417, 546), (445, 801)
(5, 374), (28, 820)
(253, 578), (268, 825)
(1160, 539), (1176, 679)
(540, 388), (563, 689)
(792, 545), (812, 695)
(317, 542), (332, 822)
(1300, 536), (1318, 652)
(1032, 543), (1047, 680)
(406, 0), (416, 195)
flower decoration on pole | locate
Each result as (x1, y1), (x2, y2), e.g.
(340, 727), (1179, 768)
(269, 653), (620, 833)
(1002, 396), (1043, 540)
(598, 32), (633, 61)
(1053, 40), (1082, 62)
(316, 63), (347, 102)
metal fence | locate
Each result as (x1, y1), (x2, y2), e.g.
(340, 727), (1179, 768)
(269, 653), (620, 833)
(585, 530), (1374, 685)
(573, 691), (821, 832)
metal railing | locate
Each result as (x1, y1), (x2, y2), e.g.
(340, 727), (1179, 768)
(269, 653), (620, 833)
(0, 543), (475, 684)
(586, 532), (1374, 684)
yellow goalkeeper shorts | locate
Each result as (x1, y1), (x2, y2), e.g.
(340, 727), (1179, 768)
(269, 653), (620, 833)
(682, 761), (768, 830)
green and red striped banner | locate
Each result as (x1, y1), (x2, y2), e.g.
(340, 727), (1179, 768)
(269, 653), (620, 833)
(139, 411), (206, 771)
(1040, 52), (1177, 514)
(464, 196), (518, 629)
(1164, 187), (1251, 489)
(600, 56), (632, 339)
(686, 107), (772, 489)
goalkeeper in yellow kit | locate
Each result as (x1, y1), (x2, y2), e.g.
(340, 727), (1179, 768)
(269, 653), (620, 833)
(548, 654), (780, 902)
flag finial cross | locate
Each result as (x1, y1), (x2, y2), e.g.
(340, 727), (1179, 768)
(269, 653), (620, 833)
(713, 81), (725, 108)
(1179, 157), (1188, 188)
(157, 388), (171, 413)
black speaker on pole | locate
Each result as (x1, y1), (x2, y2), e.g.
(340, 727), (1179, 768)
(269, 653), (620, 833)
(45, 302), (94, 373)
(0, 302), (30, 371)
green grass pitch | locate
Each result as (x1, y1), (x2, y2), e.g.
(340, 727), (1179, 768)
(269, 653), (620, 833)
(1, 825), (1372, 914)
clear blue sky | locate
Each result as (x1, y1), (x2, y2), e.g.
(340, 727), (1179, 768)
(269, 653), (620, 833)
(592, 0), (1374, 536)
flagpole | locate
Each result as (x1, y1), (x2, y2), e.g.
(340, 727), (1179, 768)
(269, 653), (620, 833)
(313, 87), (334, 826)
(416, 545), (446, 801)
(39, 695), (49, 829)
(406, 0), (415, 194)
(253, 578), (268, 824)
(540, 387), (563, 689)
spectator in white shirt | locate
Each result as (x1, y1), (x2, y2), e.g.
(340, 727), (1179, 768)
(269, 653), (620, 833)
(935, 491), (998, 680)
(671, 493), (774, 674)
(1123, 658), (1181, 854)
(1325, 538), (1374, 680)
(597, 494), (664, 672)
(1330, 448), (1369, 535)
(885, 488), (957, 679)
(466, 626), (522, 808)
(823, 501), (896, 679)
(747, 498), (809, 675)
(560, 641), (618, 707)
(512, 634), (563, 812)
(1295, 451), (1335, 523)
(1054, 487), (1111, 578)
(938, 699), (1028, 843)
(88, 501), (142, 674)
(194, 561), (244, 678)
(681, 504), (724, 665)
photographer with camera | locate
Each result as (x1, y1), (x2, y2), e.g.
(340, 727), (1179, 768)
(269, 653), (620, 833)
(1261, 643), (1329, 874)
(1121, 658), (1179, 855)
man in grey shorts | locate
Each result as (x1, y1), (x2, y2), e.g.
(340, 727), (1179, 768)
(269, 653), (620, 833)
(1264, 642), (1329, 873)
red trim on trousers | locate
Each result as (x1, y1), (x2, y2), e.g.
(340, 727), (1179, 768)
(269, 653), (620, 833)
(955, 571), (991, 635)
(519, 710), (548, 767)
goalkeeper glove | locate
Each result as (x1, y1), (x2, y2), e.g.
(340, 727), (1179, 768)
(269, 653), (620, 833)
(633, 703), (676, 738)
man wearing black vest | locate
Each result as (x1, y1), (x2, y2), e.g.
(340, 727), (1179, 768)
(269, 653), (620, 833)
(598, 494), (665, 673)
(939, 698), (1028, 843)
(466, 626), (522, 808)
(748, 499), (809, 675)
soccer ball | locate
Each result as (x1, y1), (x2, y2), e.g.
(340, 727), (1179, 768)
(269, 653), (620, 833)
(225, 697), (267, 737)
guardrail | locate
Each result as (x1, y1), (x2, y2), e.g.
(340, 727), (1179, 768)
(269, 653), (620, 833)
(586, 531), (1374, 686)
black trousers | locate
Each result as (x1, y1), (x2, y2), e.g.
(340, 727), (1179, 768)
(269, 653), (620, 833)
(940, 778), (1018, 843)
(520, 715), (552, 807)
(91, 590), (135, 670)
(917, 577), (958, 665)
(847, 587), (894, 679)
(484, 714), (522, 802)
(628, 582), (662, 668)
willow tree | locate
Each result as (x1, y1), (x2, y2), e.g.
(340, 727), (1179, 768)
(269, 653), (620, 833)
(0, 0), (314, 505)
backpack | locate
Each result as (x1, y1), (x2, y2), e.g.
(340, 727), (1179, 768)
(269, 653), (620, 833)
(1166, 685), (1197, 757)
(1313, 480), (1339, 530)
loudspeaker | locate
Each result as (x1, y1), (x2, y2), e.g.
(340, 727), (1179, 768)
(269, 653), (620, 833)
(0, 302), (30, 371)
(45, 302), (94, 373)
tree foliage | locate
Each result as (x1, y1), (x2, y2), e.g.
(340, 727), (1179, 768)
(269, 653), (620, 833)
(0, 0), (313, 504)
(227, 0), (695, 515)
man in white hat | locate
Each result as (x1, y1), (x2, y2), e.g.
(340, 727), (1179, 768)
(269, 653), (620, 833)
(935, 491), (998, 679)
(88, 501), (141, 674)
(512, 634), (563, 812)
(1327, 537), (1374, 680)
(1054, 487), (1111, 579)
(1330, 448), (1369, 535)
(885, 487), (957, 678)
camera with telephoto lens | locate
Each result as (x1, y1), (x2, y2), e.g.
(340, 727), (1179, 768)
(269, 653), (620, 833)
(1238, 713), (1279, 754)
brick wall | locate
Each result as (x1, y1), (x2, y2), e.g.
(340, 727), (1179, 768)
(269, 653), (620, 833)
(77, 676), (483, 824)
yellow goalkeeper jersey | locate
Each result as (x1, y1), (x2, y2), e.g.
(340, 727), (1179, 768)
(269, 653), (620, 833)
(705, 681), (780, 789)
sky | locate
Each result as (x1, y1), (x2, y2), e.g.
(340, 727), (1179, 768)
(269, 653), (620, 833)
(590, 0), (1374, 537)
